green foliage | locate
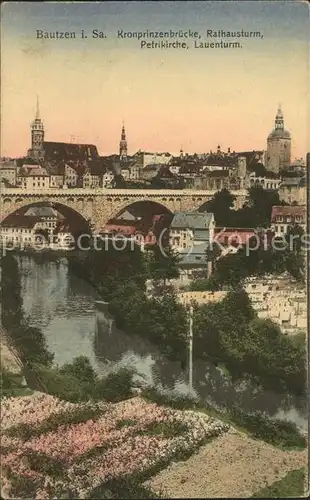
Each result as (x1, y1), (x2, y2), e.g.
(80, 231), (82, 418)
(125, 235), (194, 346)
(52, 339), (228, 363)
(0, 370), (31, 399)
(142, 388), (306, 450)
(108, 283), (188, 362)
(194, 291), (306, 396)
(202, 188), (236, 226)
(147, 245), (180, 283)
(68, 243), (147, 300)
(204, 185), (288, 228)
(190, 276), (220, 291)
(95, 367), (136, 402)
(36, 361), (136, 403)
(227, 406), (307, 449)
(252, 468), (306, 498)
(59, 355), (97, 384)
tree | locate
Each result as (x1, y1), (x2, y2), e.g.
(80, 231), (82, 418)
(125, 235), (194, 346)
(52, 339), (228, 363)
(137, 288), (188, 361)
(147, 245), (180, 285)
(59, 356), (97, 384)
(212, 251), (249, 288)
(112, 174), (127, 188)
(242, 186), (287, 228)
(201, 189), (236, 226)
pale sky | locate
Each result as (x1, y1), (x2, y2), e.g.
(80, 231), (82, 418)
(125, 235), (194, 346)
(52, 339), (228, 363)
(1, 1), (309, 158)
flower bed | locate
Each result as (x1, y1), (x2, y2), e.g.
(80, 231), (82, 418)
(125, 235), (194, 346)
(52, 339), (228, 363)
(1, 393), (230, 498)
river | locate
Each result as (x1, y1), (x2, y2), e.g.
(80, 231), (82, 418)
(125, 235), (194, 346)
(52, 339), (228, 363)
(13, 255), (308, 430)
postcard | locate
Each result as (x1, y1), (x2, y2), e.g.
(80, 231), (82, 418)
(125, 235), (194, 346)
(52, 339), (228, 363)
(0, 1), (308, 498)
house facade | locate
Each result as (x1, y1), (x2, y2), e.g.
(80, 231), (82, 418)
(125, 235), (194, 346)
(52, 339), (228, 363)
(169, 211), (215, 252)
(17, 166), (49, 189)
(270, 205), (306, 236)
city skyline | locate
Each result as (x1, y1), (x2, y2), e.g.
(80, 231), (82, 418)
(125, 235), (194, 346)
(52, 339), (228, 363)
(1, 1), (309, 159)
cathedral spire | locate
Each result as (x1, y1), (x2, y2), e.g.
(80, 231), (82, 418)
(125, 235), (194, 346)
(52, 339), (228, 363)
(36, 95), (40, 120)
(28, 96), (44, 161)
(119, 122), (128, 160)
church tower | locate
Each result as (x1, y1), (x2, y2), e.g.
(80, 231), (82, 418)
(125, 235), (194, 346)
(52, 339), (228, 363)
(266, 105), (291, 173)
(28, 96), (45, 161)
(119, 123), (128, 161)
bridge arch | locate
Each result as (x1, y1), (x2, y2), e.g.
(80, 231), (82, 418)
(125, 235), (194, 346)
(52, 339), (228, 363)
(110, 199), (173, 222)
(1, 200), (91, 236)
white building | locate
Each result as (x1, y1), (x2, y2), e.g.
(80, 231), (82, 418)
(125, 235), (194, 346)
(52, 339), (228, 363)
(82, 169), (101, 189)
(0, 215), (45, 248)
(169, 211), (215, 252)
(64, 163), (78, 187)
(247, 171), (281, 190)
(134, 151), (172, 168)
(270, 205), (306, 236)
(24, 206), (62, 231)
(17, 166), (49, 189)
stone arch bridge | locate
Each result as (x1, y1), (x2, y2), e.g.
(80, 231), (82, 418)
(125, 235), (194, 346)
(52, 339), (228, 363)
(0, 188), (247, 232)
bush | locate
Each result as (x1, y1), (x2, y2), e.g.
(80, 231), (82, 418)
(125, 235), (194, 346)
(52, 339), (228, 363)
(227, 406), (306, 449)
(33, 361), (136, 404)
(95, 367), (136, 402)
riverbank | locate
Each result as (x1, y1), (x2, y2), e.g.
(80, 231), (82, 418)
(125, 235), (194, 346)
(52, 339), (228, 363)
(0, 328), (23, 375)
(1, 390), (307, 499)
(2, 253), (307, 430)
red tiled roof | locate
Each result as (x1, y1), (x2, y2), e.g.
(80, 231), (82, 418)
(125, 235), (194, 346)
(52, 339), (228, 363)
(271, 205), (306, 218)
(103, 225), (137, 235)
(1, 215), (41, 228)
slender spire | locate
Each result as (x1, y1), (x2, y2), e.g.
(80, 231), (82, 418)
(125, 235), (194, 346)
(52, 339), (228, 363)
(119, 122), (128, 159)
(36, 95), (40, 120)
(275, 104), (284, 130)
(121, 122), (126, 140)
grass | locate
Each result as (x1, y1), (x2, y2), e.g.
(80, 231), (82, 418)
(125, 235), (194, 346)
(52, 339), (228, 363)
(252, 468), (307, 498)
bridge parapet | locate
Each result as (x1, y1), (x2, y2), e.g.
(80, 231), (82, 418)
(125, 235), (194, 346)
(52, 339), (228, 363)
(0, 188), (247, 229)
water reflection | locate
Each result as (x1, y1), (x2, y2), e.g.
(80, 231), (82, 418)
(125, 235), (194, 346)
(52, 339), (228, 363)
(16, 255), (307, 430)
